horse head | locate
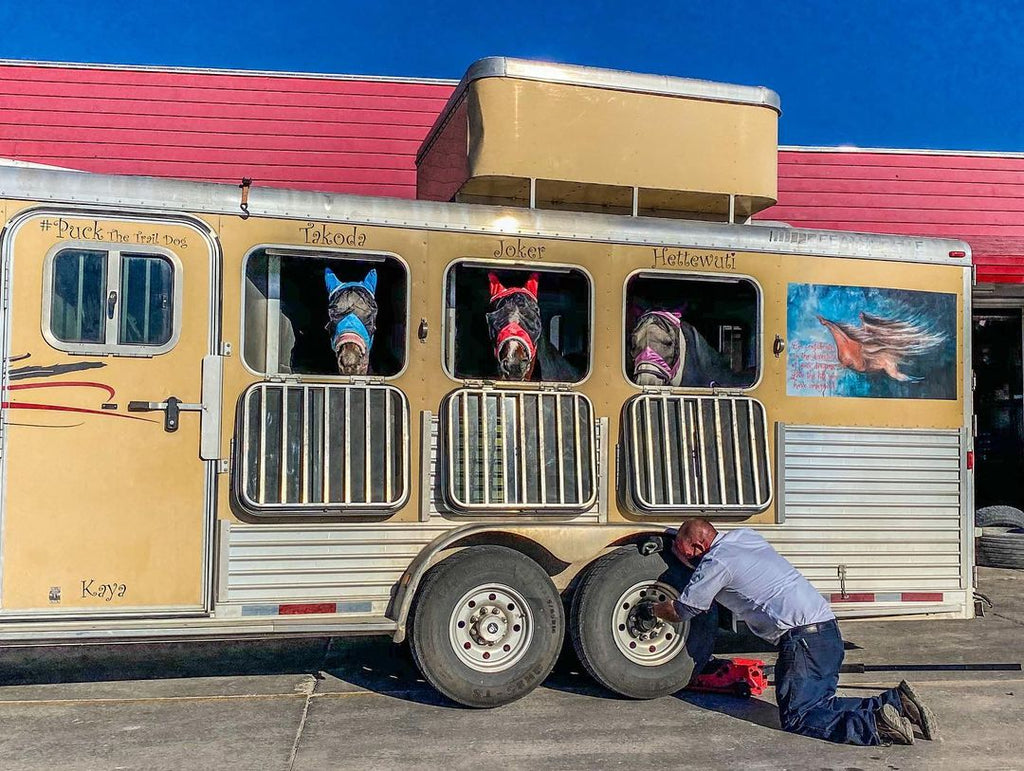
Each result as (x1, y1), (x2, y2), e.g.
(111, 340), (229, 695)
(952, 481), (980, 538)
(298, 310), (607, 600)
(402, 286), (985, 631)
(486, 272), (541, 381)
(630, 310), (684, 386)
(324, 268), (378, 376)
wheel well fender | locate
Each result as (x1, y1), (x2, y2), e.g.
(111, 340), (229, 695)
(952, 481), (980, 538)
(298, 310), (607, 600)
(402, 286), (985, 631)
(388, 523), (676, 643)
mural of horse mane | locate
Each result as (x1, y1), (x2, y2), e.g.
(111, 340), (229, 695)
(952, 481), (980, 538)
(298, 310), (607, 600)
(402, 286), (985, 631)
(629, 309), (743, 387)
(324, 268), (378, 376)
(817, 312), (947, 383)
(486, 272), (543, 381)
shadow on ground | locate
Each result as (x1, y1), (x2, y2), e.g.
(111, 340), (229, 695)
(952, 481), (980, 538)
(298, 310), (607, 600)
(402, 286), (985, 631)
(0, 637), (339, 685)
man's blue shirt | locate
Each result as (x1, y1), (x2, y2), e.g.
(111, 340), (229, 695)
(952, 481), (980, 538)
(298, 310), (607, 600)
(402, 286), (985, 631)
(673, 528), (835, 643)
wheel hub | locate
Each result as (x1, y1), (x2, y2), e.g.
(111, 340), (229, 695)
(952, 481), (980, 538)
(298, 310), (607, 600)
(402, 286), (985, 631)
(611, 581), (686, 667)
(449, 584), (534, 672)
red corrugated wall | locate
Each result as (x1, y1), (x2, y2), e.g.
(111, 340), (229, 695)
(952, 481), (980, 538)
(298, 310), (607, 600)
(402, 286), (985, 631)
(0, 61), (452, 197)
(2, 61), (1023, 283)
(763, 149), (1024, 284)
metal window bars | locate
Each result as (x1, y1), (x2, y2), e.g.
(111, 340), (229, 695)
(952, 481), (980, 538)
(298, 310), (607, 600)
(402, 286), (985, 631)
(238, 383), (409, 513)
(624, 394), (771, 514)
(443, 388), (598, 513)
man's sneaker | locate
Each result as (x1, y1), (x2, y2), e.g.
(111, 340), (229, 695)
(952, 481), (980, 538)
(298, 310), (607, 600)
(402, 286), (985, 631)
(876, 703), (915, 745)
(898, 680), (938, 741)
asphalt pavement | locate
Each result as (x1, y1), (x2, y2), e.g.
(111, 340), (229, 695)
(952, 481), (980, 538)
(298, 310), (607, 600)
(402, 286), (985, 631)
(0, 567), (1021, 770)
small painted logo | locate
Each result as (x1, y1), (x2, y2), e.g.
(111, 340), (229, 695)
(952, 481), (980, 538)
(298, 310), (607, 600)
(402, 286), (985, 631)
(48, 586), (61, 603)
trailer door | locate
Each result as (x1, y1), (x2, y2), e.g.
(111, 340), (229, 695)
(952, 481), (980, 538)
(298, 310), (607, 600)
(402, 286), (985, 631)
(0, 213), (219, 618)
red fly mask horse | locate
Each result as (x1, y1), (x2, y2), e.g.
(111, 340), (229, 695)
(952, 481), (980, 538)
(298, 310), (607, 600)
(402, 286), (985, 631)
(630, 310), (744, 387)
(324, 268), (378, 376)
(486, 272), (543, 381)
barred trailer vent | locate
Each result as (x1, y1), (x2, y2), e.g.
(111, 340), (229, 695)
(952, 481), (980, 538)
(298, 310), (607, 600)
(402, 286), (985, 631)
(442, 388), (597, 513)
(624, 394), (771, 514)
(237, 383), (409, 514)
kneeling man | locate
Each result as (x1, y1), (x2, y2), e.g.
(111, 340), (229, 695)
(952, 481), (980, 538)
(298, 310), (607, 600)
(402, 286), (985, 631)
(648, 519), (937, 746)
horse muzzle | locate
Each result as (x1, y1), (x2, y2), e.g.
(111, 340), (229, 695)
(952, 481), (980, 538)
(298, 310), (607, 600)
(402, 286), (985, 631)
(633, 347), (679, 384)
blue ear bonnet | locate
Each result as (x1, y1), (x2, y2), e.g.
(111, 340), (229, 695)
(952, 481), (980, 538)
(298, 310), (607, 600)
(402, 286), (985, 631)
(325, 268), (377, 297)
(324, 268), (378, 350)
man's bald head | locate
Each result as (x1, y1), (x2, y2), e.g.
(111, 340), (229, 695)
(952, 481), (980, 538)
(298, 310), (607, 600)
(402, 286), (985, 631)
(673, 518), (718, 567)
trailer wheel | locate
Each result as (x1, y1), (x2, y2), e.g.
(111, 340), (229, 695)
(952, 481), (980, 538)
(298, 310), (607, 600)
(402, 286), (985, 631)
(409, 545), (564, 708)
(976, 506), (1024, 529)
(570, 544), (713, 699)
(977, 526), (1024, 569)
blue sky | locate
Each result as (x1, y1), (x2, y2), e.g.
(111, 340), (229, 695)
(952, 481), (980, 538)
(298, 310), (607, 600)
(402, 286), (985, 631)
(2, 1), (1022, 151)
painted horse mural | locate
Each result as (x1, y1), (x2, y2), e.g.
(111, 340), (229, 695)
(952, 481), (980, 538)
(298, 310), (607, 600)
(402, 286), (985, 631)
(817, 312), (947, 383)
(324, 268), (378, 375)
(630, 310), (743, 387)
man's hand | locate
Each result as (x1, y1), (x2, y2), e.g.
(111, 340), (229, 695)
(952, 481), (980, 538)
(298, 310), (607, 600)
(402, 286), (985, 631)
(633, 600), (659, 633)
(651, 599), (683, 623)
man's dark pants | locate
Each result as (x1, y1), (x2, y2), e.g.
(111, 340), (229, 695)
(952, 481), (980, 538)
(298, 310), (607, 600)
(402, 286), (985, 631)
(774, 619), (901, 744)
(687, 614), (902, 745)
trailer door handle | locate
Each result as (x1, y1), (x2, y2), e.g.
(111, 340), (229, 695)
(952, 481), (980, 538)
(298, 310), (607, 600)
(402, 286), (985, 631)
(128, 396), (204, 432)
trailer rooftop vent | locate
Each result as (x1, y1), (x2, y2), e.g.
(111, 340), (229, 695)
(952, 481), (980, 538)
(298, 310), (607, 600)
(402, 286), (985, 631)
(416, 58), (781, 222)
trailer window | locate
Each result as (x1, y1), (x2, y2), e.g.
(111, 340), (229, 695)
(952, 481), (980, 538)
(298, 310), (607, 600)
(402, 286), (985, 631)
(445, 263), (590, 383)
(242, 248), (407, 378)
(46, 247), (178, 355)
(625, 273), (759, 388)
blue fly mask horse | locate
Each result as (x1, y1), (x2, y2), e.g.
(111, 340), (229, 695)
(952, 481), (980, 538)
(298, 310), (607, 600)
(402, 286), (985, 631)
(486, 272), (542, 381)
(324, 268), (378, 376)
(630, 310), (743, 387)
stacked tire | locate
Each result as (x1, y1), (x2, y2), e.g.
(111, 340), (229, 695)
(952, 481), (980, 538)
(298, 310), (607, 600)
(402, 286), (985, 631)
(975, 506), (1024, 570)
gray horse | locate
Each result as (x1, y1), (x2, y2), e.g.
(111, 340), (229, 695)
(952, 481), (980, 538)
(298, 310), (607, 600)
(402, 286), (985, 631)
(630, 310), (743, 387)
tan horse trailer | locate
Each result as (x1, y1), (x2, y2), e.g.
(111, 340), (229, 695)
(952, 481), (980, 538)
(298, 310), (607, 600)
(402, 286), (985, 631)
(0, 59), (974, 708)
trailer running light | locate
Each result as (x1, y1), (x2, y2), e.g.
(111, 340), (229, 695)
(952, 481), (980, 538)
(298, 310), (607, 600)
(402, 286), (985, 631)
(967, 451), (974, 470)
(949, 250), (967, 258)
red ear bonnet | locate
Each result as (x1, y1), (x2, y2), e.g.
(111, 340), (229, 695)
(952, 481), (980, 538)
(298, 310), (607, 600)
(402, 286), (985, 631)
(524, 273), (539, 300)
(488, 272), (506, 300)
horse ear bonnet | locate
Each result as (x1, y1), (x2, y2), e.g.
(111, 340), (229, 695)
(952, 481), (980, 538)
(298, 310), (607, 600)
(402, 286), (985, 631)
(488, 272), (506, 300)
(362, 269), (378, 295)
(325, 268), (343, 296)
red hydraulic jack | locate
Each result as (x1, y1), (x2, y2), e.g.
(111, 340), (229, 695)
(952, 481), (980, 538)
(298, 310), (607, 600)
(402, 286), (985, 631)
(685, 658), (768, 698)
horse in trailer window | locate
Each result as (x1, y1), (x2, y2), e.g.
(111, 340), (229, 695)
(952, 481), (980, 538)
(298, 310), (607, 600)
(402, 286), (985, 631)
(486, 272), (580, 382)
(324, 268), (378, 376)
(629, 309), (744, 388)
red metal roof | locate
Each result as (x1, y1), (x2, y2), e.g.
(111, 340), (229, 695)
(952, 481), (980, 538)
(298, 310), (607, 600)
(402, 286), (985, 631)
(2, 61), (1023, 282)
(0, 61), (453, 197)
(763, 149), (1024, 283)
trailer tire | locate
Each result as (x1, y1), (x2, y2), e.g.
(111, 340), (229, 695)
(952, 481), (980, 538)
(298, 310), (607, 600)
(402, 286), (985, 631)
(976, 527), (1024, 570)
(569, 544), (714, 699)
(975, 506), (1024, 529)
(409, 546), (564, 708)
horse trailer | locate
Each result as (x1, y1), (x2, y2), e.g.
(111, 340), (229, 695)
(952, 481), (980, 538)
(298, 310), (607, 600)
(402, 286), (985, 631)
(0, 59), (974, 707)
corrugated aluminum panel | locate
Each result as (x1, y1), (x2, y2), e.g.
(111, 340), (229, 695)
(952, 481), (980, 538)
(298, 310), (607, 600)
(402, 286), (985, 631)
(237, 383), (409, 513)
(223, 521), (451, 604)
(624, 394), (771, 515)
(442, 389), (597, 513)
(771, 425), (964, 593)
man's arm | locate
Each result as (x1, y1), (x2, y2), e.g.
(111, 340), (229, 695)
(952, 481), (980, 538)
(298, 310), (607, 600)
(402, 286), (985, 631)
(651, 599), (704, 623)
(651, 555), (731, 623)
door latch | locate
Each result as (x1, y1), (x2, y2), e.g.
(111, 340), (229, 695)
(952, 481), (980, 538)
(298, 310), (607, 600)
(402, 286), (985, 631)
(128, 396), (204, 432)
